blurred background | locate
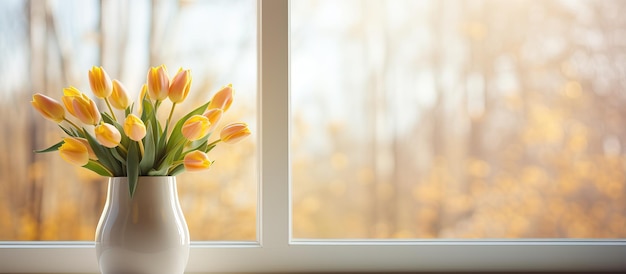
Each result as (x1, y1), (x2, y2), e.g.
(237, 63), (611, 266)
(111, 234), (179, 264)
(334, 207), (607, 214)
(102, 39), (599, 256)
(0, 0), (257, 241)
(291, 0), (626, 239)
(1, 0), (625, 241)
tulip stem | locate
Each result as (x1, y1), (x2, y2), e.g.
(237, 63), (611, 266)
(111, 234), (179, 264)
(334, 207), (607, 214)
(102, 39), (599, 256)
(63, 118), (85, 134)
(154, 100), (162, 112)
(104, 98), (117, 121)
(138, 140), (145, 158)
(171, 160), (183, 166)
(207, 139), (222, 148)
(167, 162), (183, 175)
(117, 143), (128, 155)
(165, 103), (177, 137)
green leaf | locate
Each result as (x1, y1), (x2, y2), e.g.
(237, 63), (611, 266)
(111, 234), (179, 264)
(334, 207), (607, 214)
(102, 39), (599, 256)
(205, 142), (218, 153)
(84, 132), (123, 176)
(156, 124), (168, 163)
(140, 98), (150, 121)
(168, 164), (185, 176)
(34, 140), (64, 153)
(141, 98), (164, 159)
(127, 141), (140, 197)
(83, 160), (113, 176)
(110, 147), (127, 166)
(125, 105), (132, 117)
(101, 112), (116, 124)
(148, 168), (167, 176)
(153, 137), (186, 175)
(73, 127), (86, 138)
(156, 137), (186, 172)
(139, 122), (156, 174)
(184, 138), (210, 156)
(141, 98), (160, 131)
(59, 125), (76, 137)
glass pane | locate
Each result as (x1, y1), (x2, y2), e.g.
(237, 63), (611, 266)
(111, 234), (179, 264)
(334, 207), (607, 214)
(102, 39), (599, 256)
(291, 0), (626, 239)
(0, 0), (257, 241)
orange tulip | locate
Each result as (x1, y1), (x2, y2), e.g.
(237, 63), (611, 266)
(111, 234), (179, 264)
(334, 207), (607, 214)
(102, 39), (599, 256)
(220, 123), (251, 144)
(95, 122), (122, 148)
(181, 115), (210, 141)
(110, 80), (130, 110)
(203, 108), (223, 132)
(147, 65), (169, 101)
(88, 66), (113, 98)
(183, 150), (211, 172)
(62, 87), (101, 125)
(31, 93), (65, 123)
(207, 84), (234, 112)
(124, 114), (147, 141)
(59, 137), (90, 167)
(168, 68), (192, 103)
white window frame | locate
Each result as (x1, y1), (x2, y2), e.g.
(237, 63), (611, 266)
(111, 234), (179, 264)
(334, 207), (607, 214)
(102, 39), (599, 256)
(1, 1), (625, 272)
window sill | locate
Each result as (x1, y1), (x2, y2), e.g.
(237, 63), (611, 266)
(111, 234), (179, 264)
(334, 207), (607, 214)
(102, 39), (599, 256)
(1, 240), (625, 273)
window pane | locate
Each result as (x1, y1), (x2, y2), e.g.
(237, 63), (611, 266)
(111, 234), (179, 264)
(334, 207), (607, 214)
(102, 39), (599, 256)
(291, 0), (626, 239)
(0, 0), (257, 241)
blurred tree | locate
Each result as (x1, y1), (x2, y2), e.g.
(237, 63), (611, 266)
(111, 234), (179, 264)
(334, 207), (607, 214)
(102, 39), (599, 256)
(291, 0), (626, 239)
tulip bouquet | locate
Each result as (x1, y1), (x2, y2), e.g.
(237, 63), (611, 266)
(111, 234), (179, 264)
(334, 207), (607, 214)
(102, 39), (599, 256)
(31, 65), (251, 196)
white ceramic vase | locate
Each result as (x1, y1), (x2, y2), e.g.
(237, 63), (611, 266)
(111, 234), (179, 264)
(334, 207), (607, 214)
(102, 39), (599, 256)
(95, 176), (190, 274)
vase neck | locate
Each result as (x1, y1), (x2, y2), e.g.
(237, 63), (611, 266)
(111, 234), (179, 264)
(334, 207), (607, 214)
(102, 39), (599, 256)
(106, 176), (179, 203)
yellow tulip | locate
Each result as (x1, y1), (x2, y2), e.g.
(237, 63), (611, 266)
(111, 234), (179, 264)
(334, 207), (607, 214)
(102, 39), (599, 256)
(220, 123), (251, 144)
(181, 115), (210, 141)
(59, 137), (89, 167)
(61, 86), (82, 117)
(75, 137), (98, 160)
(168, 68), (192, 103)
(147, 65), (169, 101)
(207, 84), (234, 112)
(73, 96), (101, 125)
(110, 80), (130, 110)
(31, 93), (65, 123)
(62, 87), (101, 125)
(183, 150), (211, 172)
(95, 122), (122, 148)
(88, 66), (113, 98)
(124, 114), (147, 141)
(137, 84), (148, 114)
(203, 108), (223, 132)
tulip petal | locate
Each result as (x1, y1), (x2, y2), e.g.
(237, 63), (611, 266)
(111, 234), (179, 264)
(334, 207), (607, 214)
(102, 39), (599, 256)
(181, 115), (210, 141)
(147, 65), (170, 101)
(169, 68), (192, 103)
(95, 123), (122, 148)
(203, 108), (223, 132)
(59, 137), (89, 167)
(31, 93), (65, 123)
(220, 122), (251, 144)
(89, 66), (113, 98)
(183, 150), (211, 172)
(208, 84), (234, 112)
(124, 114), (147, 141)
(64, 87), (101, 125)
(110, 80), (130, 109)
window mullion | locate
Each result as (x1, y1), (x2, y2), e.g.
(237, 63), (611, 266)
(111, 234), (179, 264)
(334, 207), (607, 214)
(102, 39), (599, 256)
(258, 0), (290, 248)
